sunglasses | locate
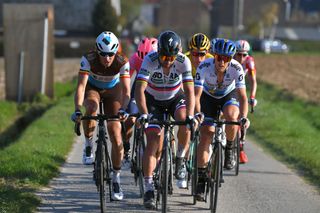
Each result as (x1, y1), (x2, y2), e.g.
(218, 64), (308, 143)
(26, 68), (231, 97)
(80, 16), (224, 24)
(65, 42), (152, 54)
(191, 51), (206, 57)
(98, 51), (115, 57)
(215, 55), (232, 63)
(236, 53), (248, 57)
(159, 55), (176, 62)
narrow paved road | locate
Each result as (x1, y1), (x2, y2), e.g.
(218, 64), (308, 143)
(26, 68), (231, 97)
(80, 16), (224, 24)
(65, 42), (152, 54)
(37, 135), (320, 213)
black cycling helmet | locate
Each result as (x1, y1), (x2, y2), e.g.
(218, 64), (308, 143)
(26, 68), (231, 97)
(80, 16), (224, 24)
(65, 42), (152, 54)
(158, 30), (181, 56)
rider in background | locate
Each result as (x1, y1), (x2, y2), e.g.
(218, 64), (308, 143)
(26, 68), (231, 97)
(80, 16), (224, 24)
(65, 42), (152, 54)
(234, 40), (257, 163)
(122, 37), (158, 165)
(71, 31), (130, 201)
(185, 33), (213, 78)
(194, 39), (250, 201)
(135, 30), (195, 209)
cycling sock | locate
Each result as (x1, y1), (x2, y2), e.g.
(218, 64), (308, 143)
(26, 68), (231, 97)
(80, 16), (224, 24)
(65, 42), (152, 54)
(226, 140), (233, 149)
(198, 168), (207, 182)
(176, 144), (186, 158)
(124, 142), (131, 153)
(85, 137), (93, 148)
(112, 169), (121, 183)
(144, 176), (154, 192)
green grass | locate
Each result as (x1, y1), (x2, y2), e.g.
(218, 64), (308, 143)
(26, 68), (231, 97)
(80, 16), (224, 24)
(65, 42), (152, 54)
(0, 81), (76, 213)
(249, 81), (320, 187)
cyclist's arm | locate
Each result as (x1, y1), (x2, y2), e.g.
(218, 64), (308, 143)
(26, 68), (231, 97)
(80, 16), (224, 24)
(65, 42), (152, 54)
(237, 87), (248, 118)
(74, 72), (89, 111)
(119, 62), (131, 109)
(135, 81), (148, 114)
(183, 81), (195, 116)
(248, 71), (257, 99)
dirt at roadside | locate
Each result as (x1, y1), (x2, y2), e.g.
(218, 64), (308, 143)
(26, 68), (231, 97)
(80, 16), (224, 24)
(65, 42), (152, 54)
(254, 54), (320, 104)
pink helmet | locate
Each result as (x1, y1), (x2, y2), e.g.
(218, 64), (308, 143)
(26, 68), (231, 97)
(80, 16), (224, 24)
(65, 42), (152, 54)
(235, 40), (250, 53)
(137, 37), (158, 60)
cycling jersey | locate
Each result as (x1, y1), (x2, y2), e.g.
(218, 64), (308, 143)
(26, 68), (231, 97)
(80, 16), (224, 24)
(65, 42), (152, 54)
(194, 58), (245, 99)
(242, 55), (256, 77)
(79, 50), (130, 89)
(136, 51), (193, 101)
(129, 52), (142, 77)
(185, 51), (214, 78)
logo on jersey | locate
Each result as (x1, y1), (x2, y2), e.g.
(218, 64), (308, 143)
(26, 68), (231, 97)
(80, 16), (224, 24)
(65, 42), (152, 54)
(238, 74), (244, 81)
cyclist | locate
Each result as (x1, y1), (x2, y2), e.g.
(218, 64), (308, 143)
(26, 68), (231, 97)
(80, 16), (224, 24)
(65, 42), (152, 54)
(234, 39), (257, 163)
(71, 31), (131, 201)
(135, 30), (195, 209)
(121, 37), (158, 166)
(185, 33), (213, 78)
(194, 39), (250, 201)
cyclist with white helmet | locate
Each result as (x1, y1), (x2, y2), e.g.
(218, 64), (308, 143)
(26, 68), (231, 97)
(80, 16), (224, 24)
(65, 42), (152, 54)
(194, 39), (250, 201)
(122, 37), (158, 164)
(135, 30), (195, 209)
(185, 33), (214, 78)
(234, 39), (257, 163)
(71, 31), (130, 201)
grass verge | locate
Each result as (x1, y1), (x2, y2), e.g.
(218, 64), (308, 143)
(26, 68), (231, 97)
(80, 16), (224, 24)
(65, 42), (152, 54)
(248, 81), (320, 188)
(0, 82), (76, 213)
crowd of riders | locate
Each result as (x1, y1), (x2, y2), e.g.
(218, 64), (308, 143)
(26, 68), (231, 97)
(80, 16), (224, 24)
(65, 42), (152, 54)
(71, 29), (257, 209)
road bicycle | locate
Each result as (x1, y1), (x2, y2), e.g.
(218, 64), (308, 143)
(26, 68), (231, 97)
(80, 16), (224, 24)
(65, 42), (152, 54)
(75, 100), (119, 213)
(203, 114), (240, 213)
(186, 127), (199, 205)
(149, 112), (194, 213)
(130, 115), (146, 198)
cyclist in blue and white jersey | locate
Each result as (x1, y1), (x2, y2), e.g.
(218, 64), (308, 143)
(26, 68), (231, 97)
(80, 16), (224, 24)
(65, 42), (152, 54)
(194, 39), (250, 201)
(135, 30), (195, 209)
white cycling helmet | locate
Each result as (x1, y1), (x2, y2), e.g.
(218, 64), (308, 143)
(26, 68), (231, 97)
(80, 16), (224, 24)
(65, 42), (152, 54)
(95, 31), (119, 54)
(235, 40), (250, 53)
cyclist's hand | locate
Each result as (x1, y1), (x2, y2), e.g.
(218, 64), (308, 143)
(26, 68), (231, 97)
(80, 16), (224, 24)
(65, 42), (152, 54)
(71, 109), (82, 123)
(138, 113), (149, 128)
(185, 115), (196, 130)
(249, 98), (258, 107)
(240, 117), (250, 129)
(194, 112), (204, 124)
(118, 108), (129, 121)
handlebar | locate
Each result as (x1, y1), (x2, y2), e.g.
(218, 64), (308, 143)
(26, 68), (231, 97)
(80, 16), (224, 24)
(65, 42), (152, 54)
(203, 117), (241, 126)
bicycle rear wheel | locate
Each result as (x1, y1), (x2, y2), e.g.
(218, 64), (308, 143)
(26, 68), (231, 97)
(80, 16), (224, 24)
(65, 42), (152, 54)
(234, 130), (241, 176)
(209, 142), (222, 213)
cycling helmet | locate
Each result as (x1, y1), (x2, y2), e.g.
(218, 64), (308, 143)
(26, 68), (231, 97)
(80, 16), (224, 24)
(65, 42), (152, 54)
(210, 38), (220, 53)
(137, 37), (158, 60)
(235, 40), (250, 53)
(95, 31), (119, 54)
(158, 30), (181, 56)
(214, 39), (237, 57)
(188, 33), (210, 51)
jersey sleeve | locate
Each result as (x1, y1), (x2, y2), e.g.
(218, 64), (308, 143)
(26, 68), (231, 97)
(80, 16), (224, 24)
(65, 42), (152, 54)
(120, 61), (130, 79)
(246, 56), (256, 76)
(135, 57), (150, 85)
(235, 65), (246, 89)
(180, 55), (193, 85)
(79, 56), (90, 75)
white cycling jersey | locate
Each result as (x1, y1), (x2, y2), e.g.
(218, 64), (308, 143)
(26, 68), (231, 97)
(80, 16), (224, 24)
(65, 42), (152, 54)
(194, 58), (245, 99)
(136, 51), (193, 101)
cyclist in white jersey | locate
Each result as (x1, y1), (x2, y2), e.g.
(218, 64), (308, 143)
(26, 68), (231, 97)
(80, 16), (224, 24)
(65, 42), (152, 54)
(194, 39), (250, 201)
(135, 30), (195, 209)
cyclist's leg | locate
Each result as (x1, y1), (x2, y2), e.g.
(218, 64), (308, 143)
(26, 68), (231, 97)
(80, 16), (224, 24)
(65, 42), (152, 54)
(196, 93), (219, 200)
(123, 98), (139, 160)
(82, 84), (100, 165)
(102, 84), (124, 200)
(143, 125), (163, 209)
(172, 96), (189, 188)
(222, 91), (240, 170)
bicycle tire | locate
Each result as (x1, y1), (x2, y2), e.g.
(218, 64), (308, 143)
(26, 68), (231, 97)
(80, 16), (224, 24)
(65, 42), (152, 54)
(191, 131), (199, 205)
(97, 142), (107, 213)
(136, 127), (145, 198)
(234, 130), (241, 176)
(161, 138), (169, 213)
(209, 142), (222, 213)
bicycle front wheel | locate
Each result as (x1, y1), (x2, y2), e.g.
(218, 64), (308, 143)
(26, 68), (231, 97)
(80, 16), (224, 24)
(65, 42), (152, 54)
(234, 130), (241, 176)
(209, 142), (222, 213)
(191, 132), (199, 205)
(160, 143), (169, 213)
(136, 127), (145, 197)
(96, 142), (107, 213)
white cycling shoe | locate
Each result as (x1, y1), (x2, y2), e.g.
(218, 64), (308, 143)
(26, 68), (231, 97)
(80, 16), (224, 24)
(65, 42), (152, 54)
(176, 179), (187, 189)
(111, 182), (124, 201)
(82, 146), (94, 165)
